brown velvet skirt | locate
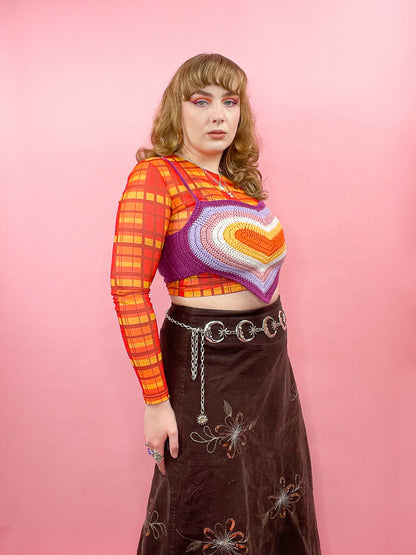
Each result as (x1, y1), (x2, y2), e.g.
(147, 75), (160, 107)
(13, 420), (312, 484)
(137, 298), (321, 555)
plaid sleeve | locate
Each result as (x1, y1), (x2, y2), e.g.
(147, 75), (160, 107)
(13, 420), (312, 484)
(110, 160), (172, 404)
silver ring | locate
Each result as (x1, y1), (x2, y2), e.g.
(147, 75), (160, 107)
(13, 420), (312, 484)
(278, 310), (287, 331)
(145, 443), (164, 464)
(204, 320), (226, 343)
(262, 316), (278, 338)
(235, 319), (256, 342)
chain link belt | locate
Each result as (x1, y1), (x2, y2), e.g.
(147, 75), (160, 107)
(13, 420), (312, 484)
(165, 309), (287, 426)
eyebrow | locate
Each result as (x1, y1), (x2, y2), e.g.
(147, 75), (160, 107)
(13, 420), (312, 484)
(190, 89), (239, 97)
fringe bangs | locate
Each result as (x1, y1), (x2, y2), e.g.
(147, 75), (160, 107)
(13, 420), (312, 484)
(178, 55), (247, 100)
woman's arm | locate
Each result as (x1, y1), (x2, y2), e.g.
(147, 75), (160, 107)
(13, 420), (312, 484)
(110, 159), (178, 473)
(111, 160), (171, 402)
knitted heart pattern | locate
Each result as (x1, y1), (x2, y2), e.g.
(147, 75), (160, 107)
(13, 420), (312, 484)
(188, 201), (286, 300)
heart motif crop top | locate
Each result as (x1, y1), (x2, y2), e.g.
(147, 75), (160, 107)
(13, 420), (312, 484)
(158, 159), (286, 303)
(111, 156), (287, 404)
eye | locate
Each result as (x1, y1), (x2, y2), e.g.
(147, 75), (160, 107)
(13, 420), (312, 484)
(191, 98), (209, 107)
(223, 98), (239, 107)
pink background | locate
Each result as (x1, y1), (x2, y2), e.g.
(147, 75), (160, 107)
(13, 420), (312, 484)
(1, 1), (415, 554)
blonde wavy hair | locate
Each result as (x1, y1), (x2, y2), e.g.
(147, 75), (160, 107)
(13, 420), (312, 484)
(136, 53), (265, 200)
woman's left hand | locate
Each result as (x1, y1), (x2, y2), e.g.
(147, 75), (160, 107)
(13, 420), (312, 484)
(144, 399), (179, 475)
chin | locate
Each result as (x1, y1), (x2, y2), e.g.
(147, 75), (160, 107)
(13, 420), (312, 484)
(204, 141), (233, 154)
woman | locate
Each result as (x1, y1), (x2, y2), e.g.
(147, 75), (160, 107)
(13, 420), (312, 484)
(111, 53), (321, 555)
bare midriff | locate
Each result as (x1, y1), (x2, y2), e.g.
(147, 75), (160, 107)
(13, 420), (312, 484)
(170, 286), (280, 311)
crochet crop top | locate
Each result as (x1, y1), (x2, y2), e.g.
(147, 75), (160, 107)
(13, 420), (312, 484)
(111, 156), (287, 404)
(158, 159), (286, 303)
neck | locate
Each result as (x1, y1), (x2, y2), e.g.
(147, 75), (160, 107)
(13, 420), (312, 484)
(177, 147), (222, 174)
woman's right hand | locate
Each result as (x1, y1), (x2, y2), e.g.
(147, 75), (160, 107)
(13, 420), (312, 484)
(144, 399), (179, 476)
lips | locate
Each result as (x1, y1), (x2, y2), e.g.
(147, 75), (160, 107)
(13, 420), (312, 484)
(208, 130), (226, 139)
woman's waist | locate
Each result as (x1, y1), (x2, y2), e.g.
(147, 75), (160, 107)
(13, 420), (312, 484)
(169, 286), (280, 312)
(166, 288), (285, 340)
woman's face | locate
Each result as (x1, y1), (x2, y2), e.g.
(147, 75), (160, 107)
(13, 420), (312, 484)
(180, 84), (240, 163)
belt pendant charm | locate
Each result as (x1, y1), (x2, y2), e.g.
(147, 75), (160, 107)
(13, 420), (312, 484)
(197, 412), (208, 425)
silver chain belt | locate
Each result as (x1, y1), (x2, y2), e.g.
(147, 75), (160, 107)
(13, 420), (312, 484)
(165, 309), (287, 425)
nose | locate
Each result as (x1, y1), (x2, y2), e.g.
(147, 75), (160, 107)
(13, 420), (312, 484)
(211, 101), (225, 124)
(212, 113), (225, 124)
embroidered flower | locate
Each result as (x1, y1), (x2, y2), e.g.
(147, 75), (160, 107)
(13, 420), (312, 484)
(143, 498), (167, 540)
(185, 517), (248, 554)
(262, 475), (303, 523)
(190, 401), (256, 459)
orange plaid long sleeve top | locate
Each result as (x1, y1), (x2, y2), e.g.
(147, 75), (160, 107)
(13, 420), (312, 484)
(111, 156), (256, 404)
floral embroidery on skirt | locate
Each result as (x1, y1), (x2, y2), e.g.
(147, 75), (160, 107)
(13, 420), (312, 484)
(137, 299), (321, 555)
(262, 475), (303, 523)
(142, 498), (167, 540)
(190, 400), (256, 459)
(185, 518), (248, 554)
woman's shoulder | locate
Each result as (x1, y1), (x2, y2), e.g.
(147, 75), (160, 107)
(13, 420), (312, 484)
(126, 156), (173, 184)
(130, 155), (168, 172)
(121, 156), (184, 204)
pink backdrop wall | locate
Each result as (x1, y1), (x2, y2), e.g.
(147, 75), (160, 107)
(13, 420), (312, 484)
(1, 1), (415, 554)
